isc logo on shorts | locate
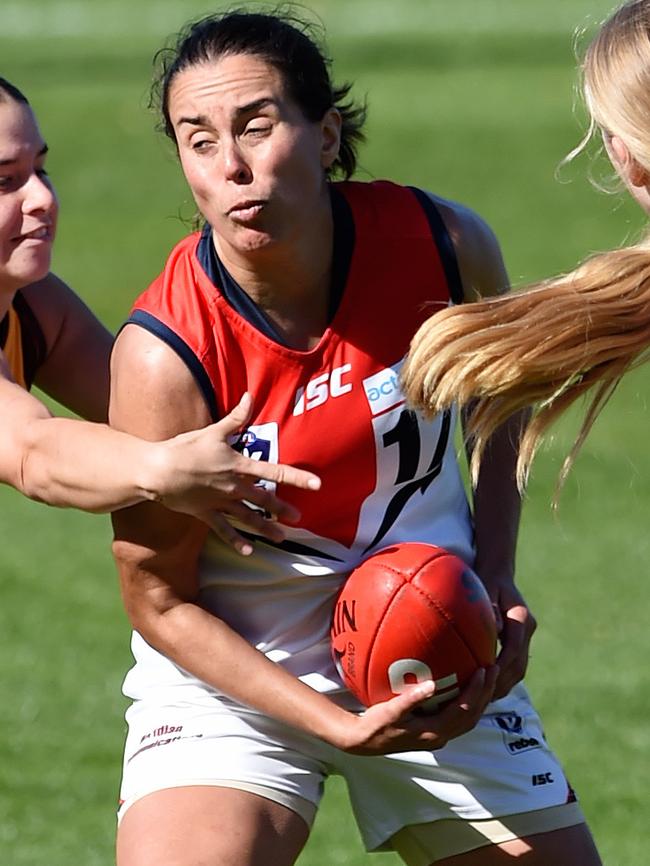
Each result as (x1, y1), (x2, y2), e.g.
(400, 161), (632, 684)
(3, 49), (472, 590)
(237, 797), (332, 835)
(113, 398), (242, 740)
(493, 713), (542, 756)
(532, 771), (554, 786)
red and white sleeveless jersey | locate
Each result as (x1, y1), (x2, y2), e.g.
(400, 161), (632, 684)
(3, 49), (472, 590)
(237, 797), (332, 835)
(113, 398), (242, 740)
(123, 180), (476, 701)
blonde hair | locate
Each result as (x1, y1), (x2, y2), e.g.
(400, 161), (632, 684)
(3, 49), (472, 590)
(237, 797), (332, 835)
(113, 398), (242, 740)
(402, 0), (650, 494)
(582, 0), (650, 173)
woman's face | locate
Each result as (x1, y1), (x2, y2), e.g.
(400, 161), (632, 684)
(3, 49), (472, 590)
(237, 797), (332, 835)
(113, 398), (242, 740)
(167, 52), (340, 261)
(0, 98), (58, 294)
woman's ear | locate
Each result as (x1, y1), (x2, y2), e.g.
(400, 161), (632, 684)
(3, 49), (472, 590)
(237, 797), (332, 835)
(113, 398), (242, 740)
(605, 133), (649, 187)
(320, 107), (342, 170)
(628, 158), (649, 188)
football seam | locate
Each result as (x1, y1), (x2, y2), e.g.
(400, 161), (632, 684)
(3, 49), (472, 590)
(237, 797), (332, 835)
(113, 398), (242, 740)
(399, 578), (485, 667)
(365, 579), (405, 704)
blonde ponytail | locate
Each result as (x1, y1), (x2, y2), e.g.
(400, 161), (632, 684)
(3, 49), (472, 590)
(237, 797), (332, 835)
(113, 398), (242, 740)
(402, 237), (650, 491)
(403, 0), (650, 494)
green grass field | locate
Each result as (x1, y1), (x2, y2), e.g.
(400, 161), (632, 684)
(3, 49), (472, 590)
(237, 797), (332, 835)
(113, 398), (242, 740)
(1, 1), (649, 864)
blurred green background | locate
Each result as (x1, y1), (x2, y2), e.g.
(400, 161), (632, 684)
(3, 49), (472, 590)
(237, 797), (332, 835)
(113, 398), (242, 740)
(1, 1), (648, 864)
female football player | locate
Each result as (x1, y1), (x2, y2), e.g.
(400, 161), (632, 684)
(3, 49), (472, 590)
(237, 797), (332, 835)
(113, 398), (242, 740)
(402, 0), (650, 494)
(0, 76), (320, 552)
(109, 11), (601, 866)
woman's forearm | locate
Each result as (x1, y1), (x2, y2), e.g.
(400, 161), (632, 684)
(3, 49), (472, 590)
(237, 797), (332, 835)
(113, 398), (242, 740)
(2, 381), (320, 519)
(15, 414), (166, 512)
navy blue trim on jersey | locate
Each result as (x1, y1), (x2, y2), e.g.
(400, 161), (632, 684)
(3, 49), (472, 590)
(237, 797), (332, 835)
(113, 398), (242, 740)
(407, 187), (464, 305)
(197, 224), (287, 344)
(195, 183), (355, 346)
(126, 309), (219, 421)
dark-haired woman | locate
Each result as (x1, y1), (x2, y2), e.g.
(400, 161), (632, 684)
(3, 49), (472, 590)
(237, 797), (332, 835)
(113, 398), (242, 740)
(110, 12), (601, 866)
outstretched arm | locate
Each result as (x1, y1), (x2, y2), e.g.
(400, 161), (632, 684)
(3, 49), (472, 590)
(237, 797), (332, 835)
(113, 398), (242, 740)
(0, 367), (318, 538)
(0, 276), (320, 546)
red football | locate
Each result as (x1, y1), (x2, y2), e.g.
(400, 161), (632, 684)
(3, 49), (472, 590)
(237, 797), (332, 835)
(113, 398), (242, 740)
(331, 543), (497, 709)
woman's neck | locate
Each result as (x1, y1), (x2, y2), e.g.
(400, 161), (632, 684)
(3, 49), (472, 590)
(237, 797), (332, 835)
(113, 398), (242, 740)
(214, 197), (335, 350)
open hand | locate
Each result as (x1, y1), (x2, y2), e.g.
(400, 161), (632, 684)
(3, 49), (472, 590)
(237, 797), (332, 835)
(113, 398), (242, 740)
(157, 393), (321, 553)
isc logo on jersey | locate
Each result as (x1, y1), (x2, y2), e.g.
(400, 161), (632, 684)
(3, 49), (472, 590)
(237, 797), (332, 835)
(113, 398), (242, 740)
(293, 364), (352, 416)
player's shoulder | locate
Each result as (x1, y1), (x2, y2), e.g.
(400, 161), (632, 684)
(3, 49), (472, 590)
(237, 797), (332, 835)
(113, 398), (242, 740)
(111, 321), (211, 429)
(19, 273), (91, 350)
(21, 272), (74, 319)
(113, 321), (182, 379)
(423, 193), (497, 249)
(419, 192), (508, 301)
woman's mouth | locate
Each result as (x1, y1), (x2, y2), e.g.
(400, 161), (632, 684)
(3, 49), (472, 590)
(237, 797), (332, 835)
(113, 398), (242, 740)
(14, 225), (53, 243)
(228, 201), (265, 222)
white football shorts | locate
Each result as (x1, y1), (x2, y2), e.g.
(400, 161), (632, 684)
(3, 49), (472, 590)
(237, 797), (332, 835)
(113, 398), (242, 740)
(117, 683), (585, 855)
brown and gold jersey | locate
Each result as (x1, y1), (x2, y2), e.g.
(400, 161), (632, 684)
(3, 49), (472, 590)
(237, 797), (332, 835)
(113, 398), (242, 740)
(0, 291), (47, 389)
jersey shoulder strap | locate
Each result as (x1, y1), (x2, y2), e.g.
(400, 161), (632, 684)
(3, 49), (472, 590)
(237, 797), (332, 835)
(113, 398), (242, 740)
(127, 232), (219, 420)
(334, 180), (464, 306)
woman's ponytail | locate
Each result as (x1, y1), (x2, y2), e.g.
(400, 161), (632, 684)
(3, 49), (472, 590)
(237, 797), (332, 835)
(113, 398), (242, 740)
(402, 238), (650, 491)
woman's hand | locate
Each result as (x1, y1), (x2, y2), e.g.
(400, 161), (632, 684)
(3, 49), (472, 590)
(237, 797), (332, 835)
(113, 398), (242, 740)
(334, 665), (498, 756)
(153, 393), (321, 554)
(485, 579), (536, 699)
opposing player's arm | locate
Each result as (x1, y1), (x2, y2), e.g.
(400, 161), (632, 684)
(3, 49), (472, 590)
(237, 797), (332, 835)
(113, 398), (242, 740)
(0, 345), (165, 509)
(0, 350), (278, 515)
(0, 276), (320, 526)
(433, 196), (535, 699)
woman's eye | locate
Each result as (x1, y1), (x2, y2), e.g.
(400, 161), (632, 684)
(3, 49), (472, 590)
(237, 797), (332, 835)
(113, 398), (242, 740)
(245, 124), (271, 137)
(191, 139), (213, 152)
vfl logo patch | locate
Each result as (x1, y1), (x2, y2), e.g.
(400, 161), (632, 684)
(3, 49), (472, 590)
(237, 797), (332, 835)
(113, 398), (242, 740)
(231, 421), (278, 466)
(495, 713), (524, 735)
(233, 429), (271, 463)
(229, 422), (280, 506)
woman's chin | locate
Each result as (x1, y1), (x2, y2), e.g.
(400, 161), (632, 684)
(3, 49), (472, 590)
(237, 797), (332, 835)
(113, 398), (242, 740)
(2, 259), (52, 293)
